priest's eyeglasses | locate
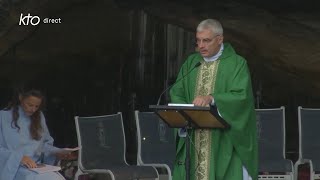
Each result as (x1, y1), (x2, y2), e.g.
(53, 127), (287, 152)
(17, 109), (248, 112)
(196, 35), (220, 46)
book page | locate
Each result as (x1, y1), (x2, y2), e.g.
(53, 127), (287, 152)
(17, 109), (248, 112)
(168, 103), (194, 107)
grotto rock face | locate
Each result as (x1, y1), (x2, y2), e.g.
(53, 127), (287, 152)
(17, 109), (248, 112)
(139, 0), (320, 107)
(1, 0), (319, 108)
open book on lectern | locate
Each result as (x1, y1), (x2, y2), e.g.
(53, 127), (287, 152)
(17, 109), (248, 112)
(149, 104), (230, 129)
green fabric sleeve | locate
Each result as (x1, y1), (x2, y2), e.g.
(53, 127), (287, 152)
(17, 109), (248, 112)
(214, 57), (258, 179)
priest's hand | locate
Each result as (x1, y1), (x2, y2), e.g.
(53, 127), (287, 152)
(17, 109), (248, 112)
(192, 95), (213, 106)
(21, 156), (37, 168)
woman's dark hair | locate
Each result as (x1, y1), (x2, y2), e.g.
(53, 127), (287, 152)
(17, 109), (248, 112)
(5, 88), (45, 140)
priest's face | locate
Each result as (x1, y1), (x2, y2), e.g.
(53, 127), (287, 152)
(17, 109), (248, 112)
(196, 28), (223, 58)
(19, 95), (42, 116)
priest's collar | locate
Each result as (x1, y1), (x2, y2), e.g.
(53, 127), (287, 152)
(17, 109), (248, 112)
(203, 43), (224, 62)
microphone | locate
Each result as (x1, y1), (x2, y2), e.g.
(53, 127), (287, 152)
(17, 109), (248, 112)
(156, 62), (202, 105)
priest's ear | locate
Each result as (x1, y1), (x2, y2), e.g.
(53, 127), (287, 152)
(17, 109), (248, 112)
(217, 35), (224, 45)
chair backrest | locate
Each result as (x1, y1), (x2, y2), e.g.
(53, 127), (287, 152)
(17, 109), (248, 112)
(75, 113), (127, 170)
(256, 107), (293, 172)
(298, 106), (320, 171)
(135, 111), (175, 170)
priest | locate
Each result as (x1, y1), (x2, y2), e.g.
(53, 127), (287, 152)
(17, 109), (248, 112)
(170, 19), (258, 180)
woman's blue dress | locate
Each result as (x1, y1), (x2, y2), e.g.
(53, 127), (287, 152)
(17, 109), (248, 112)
(0, 107), (65, 180)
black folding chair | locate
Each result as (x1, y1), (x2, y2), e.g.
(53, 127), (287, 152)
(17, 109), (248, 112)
(296, 106), (320, 180)
(256, 107), (294, 180)
(75, 112), (159, 180)
(135, 111), (175, 180)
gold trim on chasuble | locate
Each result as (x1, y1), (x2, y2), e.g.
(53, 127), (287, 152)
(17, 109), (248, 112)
(194, 60), (220, 180)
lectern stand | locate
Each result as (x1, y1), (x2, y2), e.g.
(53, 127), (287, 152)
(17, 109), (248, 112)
(149, 105), (230, 180)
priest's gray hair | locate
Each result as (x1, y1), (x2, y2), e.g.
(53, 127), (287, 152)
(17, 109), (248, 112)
(197, 19), (223, 35)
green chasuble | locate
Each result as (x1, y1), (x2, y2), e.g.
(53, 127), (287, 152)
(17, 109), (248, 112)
(169, 43), (258, 180)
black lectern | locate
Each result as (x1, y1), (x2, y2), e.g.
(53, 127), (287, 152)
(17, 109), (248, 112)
(149, 104), (230, 180)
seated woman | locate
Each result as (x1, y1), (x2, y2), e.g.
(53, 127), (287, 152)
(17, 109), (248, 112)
(0, 88), (70, 180)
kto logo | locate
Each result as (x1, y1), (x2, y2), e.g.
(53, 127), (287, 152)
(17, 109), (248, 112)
(19, 13), (40, 26)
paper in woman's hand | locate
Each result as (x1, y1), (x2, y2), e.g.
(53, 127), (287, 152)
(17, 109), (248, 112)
(57, 147), (80, 154)
(52, 147), (79, 160)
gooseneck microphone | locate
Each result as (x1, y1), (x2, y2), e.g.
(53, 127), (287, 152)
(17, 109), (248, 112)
(156, 62), (202, 105)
